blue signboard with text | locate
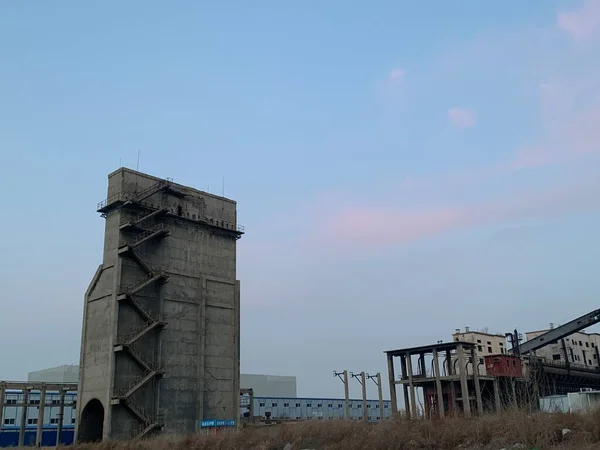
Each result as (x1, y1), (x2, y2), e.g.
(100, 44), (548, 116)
(200, 419), (236, 428)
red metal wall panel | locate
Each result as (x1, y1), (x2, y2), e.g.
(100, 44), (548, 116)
(484, 355), (522, 377)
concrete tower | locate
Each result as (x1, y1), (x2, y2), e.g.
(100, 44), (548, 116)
(76, 168), (243, 442)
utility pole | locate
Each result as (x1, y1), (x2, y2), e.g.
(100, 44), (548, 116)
(351, 372), (368, 421)
(333, 370), (350, 419)
(367, 373), (385, 421)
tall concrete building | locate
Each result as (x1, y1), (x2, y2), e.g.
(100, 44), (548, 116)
(76, 168), (243, 442)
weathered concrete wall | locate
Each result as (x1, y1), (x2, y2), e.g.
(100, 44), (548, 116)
(77, 206), (123, 439)
(77, 168), (241, 441)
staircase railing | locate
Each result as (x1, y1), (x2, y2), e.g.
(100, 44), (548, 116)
(131, 223), (166, 246)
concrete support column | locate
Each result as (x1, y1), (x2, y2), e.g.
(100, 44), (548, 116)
(360, 372), (368, 421)
(386, 355), (398, 419)
(511, 379), (518, 409)
(445, 350), (453, 376)
(400, 355), (410, 418)
(432, 349), (444, 418)
(56, 389), (66, 447)
(446, 349), (457, 415)
(456, 345), (471, 415)
(471, 348), (483, 414)
(419, 353), (426, 376)
(248, 389), (255, 424)
(0, 382), (5, 433)
(19, 389), (29, 447)
(343, 370), (350, 419)
(450, 382), (457, 415)
(406, 353), (418, 418)
(36, 385), (47, 447)
(376, 373), (384, 421)
(493, 378), (501, 412)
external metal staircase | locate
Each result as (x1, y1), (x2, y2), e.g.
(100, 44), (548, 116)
(109, 180), (173, 438)
(98, 178), (182, 214)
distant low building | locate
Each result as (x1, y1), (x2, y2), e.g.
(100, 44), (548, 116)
(251, 396), (391, 422)
(27, 365), (79, 384)
(27, 366), (297, 399)
(539, 389), (600, 413)
(240, 374), (296, 398)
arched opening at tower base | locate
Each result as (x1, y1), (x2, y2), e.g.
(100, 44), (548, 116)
(77, 398), (105, 443)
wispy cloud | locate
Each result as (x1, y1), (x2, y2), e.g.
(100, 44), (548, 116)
(388, 68), (405, 84)
(448, 107), (476, 128)
(511, 146), (556, 169)
(557, 0), (600, 40)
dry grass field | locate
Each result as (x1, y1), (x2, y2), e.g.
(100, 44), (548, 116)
(59, 410), (600, 450)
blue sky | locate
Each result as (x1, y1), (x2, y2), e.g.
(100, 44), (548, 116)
(2, 0), (600, 401)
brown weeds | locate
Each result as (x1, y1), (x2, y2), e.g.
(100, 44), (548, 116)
(64, 410), (600, 450)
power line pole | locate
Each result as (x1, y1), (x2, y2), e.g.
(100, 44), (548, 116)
(351, 372), (368, 421)
(367, 373), (385, 421)
(333, 370), (350, 419)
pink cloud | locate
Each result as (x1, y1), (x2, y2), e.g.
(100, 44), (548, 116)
(322, 207), (465, 247)
(310, 178), (600, 251)
(448, 107), (476, 128)
(557, 0), (600, 40)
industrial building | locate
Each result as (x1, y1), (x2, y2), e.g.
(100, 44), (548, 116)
(0, 382), (77, 448)
(383, 309), (600, 420)
(249, 397), (392, 421)
(27, 366), (297, 400)
(78, 168), (243, 442)
(525, 327), (600, 368)
(451, 328), (507, 375)
(385, 341), (524, 419)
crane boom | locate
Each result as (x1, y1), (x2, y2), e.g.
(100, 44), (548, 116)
(516, 308), (600, 355)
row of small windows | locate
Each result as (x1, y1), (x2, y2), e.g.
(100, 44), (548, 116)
(3, 418), (76, 425)
(4, 399), (67, 406)
(477, 345), (505, 354)
(569, 339), (595, 348)
(552, 353), (597, 365)
(258, 402), (388, 409)
(476, 339), (504, 346)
